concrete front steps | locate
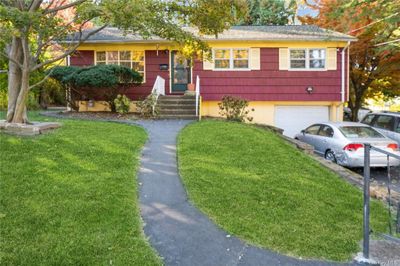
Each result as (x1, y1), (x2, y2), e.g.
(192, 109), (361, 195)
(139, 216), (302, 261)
(157, 95), (198, 120)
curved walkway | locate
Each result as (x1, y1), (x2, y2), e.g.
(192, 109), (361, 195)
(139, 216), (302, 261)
(136, 120), (353, 266)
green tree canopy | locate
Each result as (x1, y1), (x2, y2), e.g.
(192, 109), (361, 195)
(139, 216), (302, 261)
(0, 0), (247, 123)
(241, 0), (297, 25)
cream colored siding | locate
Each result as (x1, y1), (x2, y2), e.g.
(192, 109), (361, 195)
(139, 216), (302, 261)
(250, 48), (261, 70)
(326, 48), (337, 70)
(279, 48), (289, 70)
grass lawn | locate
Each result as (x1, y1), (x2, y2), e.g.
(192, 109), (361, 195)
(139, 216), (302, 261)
(178, 120), (387, 262)
(0, 112), (161, 265)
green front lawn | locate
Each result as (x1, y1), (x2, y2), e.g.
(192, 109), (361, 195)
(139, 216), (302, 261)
(0, 112), (160, 265)
(178, 120), (387, 262)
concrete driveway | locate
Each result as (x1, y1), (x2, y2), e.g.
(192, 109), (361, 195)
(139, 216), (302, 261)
(352, 166), (400, 193)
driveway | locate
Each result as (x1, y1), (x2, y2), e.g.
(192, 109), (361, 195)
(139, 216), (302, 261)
(353, 166), (400, 193)
(311, 151), (400, 194)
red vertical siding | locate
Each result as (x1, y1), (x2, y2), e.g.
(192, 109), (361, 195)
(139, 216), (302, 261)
(70, 51), (94, 66)
(193, 48), (344, 102)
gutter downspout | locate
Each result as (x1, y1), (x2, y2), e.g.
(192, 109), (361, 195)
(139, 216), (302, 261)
(341, 41), (351, 103)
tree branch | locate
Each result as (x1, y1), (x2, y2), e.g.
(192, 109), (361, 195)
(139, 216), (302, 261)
(42, 0), (57, 12)
(0, 51), (23, 69)
(43, 0), (88, 14)
(29, 0), (43, 12)
(34, 17), (81, 61)
(32, 25), (107, 71)
(28, 60), (63, 90)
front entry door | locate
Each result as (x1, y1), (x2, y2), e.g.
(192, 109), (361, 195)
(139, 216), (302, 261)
(171, 51), (191, 93)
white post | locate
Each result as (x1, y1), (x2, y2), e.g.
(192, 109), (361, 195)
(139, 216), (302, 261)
(195, 75), (200, 117)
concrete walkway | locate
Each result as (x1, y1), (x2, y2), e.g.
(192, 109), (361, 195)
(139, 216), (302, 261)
(136, 120), (350, 266)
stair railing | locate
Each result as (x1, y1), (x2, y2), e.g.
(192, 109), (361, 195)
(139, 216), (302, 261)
(195, 75), (200, 118)
(361, 143), (400, 263)
(151, 75), (165, 116)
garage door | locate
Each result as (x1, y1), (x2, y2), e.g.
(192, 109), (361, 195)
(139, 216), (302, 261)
(275, 106), (330, 138)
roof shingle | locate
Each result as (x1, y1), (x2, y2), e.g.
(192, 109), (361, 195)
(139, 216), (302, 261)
(68, 25), (356, 43)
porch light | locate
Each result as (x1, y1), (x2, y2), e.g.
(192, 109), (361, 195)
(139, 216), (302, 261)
(306, 86), (314, 94)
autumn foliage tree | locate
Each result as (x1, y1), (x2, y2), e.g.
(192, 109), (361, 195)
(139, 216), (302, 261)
(299, 0), (400, 121)
(0, 0), (247, 123)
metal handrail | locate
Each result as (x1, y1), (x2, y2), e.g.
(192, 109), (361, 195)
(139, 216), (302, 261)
(362, 143), (400, 262)
(195, 75), (200, 117)
(371, 145), (400, 160)
(151, 75), (165, 115)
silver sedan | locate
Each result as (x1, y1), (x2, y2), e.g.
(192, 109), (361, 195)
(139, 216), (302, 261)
(294, 122), (400, 168)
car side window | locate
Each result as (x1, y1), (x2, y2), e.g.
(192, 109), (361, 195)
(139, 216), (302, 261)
(373, 115), (395, 131)
(305, 125), (321, 135)
(318, 125), (334, 137)
(361, 114), (375, 125)
(395, 118), (400, 133)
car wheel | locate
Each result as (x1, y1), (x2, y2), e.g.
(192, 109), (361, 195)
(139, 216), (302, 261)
(324, 150), (337, 163)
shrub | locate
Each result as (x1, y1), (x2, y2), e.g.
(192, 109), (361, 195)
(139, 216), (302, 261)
(114, 94), (131, 115)
(49, 65), (142, 112)
(0, 90), (40, 111)
(136, 94), (158, 118)
(26, 92), (40, 110)
(0, 89), (7, 110)
(218, 95), (254, 122)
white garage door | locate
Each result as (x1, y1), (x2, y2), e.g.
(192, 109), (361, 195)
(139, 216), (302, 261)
(275, 106), (330, 138)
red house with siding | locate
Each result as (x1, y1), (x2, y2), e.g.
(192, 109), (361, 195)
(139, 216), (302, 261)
(69, 26), (355, 137)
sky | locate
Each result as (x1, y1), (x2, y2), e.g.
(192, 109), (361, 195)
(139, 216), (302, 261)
(296, 0), (319, 19)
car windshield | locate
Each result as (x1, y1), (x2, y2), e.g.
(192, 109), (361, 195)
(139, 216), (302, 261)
(339, 126), (384, 139)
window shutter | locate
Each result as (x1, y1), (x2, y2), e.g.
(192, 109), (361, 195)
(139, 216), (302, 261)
(249, 48), (260, 70)
(327, 48), (337, 70)
(279, 48), (289, 70)
(203, 52), (213, 70)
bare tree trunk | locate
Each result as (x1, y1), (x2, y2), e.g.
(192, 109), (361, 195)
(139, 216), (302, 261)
(12, 69), (30, 123)
(6, 37), (23, 122)
(6, 36), (31, 124)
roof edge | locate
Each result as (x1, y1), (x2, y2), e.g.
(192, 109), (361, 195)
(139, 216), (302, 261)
(63, 37), (357, 45)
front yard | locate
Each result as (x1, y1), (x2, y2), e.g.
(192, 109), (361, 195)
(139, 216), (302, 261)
(0, 113), (160, 265)
(178, 120), (388, 261)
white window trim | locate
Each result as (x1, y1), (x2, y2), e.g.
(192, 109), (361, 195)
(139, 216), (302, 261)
(94, 50), (146, 82)
(212, 48), (251, 71)
(288, 48), (327, 71)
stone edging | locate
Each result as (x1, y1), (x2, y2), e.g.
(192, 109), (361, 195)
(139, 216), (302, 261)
(0, 119), (61, 136)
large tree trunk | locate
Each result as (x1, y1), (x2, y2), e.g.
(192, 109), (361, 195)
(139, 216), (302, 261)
(351, 103), (360, 122)
(6, 37), (24, 122)
(6, 36), (30, 123)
